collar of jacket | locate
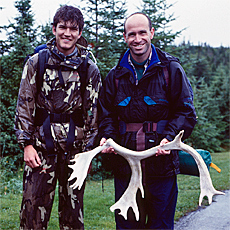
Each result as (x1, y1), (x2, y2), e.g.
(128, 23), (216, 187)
(41, 38), (89, 72)
(46, 37), (89, 61)
(117, 44), (161, 79)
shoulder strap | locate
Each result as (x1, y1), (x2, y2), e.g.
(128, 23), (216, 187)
(163, 66), (169, 87)
(37, 49), (50, 93)
(162, 65), (171, 101)
(78, 53), (89, 98)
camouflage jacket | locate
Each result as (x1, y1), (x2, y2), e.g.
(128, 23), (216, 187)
(15, 38), (102, 153)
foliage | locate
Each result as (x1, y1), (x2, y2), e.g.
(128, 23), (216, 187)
(139, 0), (182, 49)
(0, 157), (23, 195)
(4, 0), (37, 57)
(179, 44), (230, 151)
(80, 0), (127, 79)
(38, 21), (54, 44)
(0, 0), (36, 170)
(88, 154), (113, 181)
(186, 77), (223, 151)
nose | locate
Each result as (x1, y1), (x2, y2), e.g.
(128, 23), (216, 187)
(134, 34), (142, 42)
(64, 28), (71, 36)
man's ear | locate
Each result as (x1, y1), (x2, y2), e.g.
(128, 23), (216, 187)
(52, 26), (56, 36)
(150, 27), (155, 39)
(123, 32), (127, 43)
(78, 30), (82, 39)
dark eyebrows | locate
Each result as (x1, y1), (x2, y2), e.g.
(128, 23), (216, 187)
(58, 23), (79, 30)
(139, 29), (148, 33)
(127, 31), (135, 36)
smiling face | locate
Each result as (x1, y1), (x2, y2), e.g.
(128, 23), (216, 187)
(123, 14), (154, 63)
(52, 20), (82, 56)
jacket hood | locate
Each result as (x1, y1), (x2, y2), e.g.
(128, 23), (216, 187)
(155, 47), (180, 65)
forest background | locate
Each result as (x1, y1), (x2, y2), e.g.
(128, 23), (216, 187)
(0, 0), (229, 176)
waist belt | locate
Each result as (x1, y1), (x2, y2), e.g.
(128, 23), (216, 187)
(35, 107), (84, 154)
(119, 120), (168, 151)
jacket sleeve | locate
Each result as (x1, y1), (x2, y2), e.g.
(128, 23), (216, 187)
(98, 68), (119, 141)
(14, 54), (39, 145)
(163, 61), (197, 141)
(82, 61), (102, 151)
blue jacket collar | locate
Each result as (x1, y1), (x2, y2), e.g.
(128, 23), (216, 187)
(119, 44), (160, 73)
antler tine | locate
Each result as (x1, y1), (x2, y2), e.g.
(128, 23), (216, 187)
(68, 145), (105, 189)
(110, 157), (143, 221)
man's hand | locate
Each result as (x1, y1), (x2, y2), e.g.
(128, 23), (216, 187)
(24, 145), (41, 168)
(100, 137), (116, 154)
(155, 138), (171, 156)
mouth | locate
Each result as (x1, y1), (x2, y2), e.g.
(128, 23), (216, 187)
(133, 43), (145, 49)
(62, 38), (72, 43)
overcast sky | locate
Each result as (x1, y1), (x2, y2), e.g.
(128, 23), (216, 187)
(1, 0), (230, 47)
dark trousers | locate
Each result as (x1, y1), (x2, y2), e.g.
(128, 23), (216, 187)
(19, 148), (85, 230)
(114, 174), (178, 229)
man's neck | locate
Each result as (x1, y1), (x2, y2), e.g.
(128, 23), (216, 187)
(130, 48), (151, 63)
(130, 55), (147, 66)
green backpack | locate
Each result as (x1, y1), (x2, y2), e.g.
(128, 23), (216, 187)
(179, 149), (221, 176)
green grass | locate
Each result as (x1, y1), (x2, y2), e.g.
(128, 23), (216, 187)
(0, 151), (229, 229)
(83, 180), (115, 229)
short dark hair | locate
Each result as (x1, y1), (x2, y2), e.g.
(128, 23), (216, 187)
(53, 5), (84, 32)
(124, 12), (152, 34)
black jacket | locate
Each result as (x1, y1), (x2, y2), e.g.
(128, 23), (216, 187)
(98, 45), (197, 177)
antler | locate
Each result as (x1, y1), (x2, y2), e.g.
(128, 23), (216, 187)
(68, 130), (224, 221)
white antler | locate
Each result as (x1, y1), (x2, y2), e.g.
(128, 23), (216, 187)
(68, 146), (105, 189)
(68, 130), (224, 221)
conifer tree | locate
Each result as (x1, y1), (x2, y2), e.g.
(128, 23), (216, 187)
(6, 0), (37, 62)
(80, 0), (127, 78)
(0, 0), (36, 160)
(186, 77), (225, 152)
(139, 0), (181, 49)
(38, 21), (54, 44)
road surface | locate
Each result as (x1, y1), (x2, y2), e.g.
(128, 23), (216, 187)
(174, 190), (230, 230)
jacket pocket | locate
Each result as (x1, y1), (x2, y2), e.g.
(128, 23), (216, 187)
(114, 92), (132, 119)
(144, 96), (169, 105)
(144, 95), (169, 121)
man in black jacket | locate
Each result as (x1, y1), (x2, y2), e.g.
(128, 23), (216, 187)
(98, 12), (197, 229)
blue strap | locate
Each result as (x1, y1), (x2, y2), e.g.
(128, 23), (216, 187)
(35, 108), (84, 155)
(66, 117), (75, 152)
(43, 115), (55, 155)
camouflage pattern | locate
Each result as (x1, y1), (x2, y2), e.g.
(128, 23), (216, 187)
(15, 38), (101, 229)
(15, 38), (102, 152)
(19, 147), (85, 229)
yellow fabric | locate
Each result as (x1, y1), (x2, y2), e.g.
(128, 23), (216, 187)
(210, 162), (221, 173)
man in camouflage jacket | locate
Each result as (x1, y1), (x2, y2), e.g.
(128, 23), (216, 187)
(14, 5), (101, 229)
